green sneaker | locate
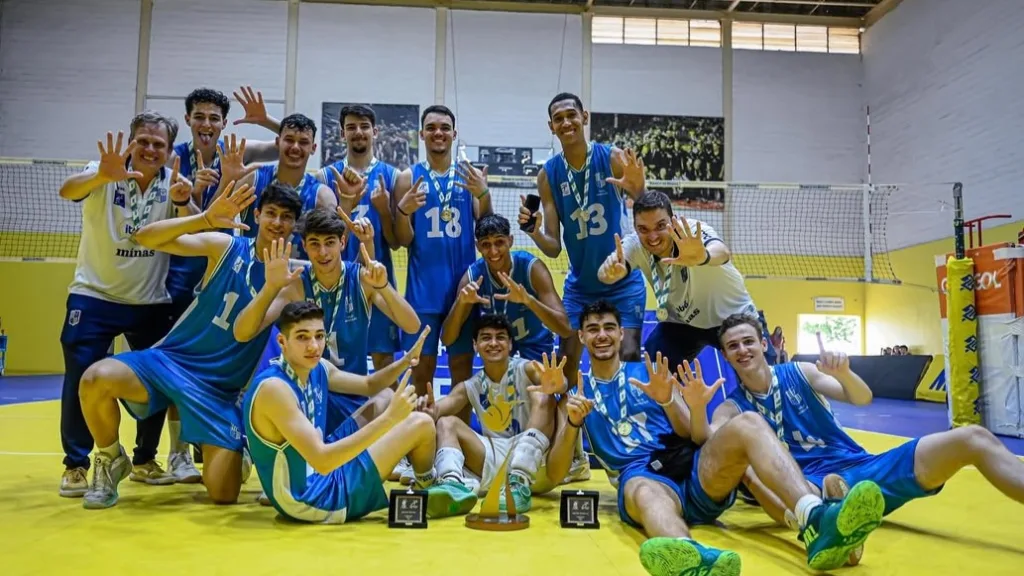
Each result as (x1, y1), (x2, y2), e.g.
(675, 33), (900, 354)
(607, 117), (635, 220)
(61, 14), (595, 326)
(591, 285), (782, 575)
(497, 474), (532, 514)
(801, 480), (885, 571)
(639, 537), (741, 576)
(425, 480), (479, 518)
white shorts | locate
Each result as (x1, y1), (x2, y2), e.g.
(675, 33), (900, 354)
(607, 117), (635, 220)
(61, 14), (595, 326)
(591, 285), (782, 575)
(466, 432), (553, 495)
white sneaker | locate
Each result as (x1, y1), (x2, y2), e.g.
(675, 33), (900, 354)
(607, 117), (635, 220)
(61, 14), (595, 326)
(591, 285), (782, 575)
(168, 450), (202, 484)
(393, 457), (415, 486)
(59, 467), (89, 498)
(83, 448), (132, 509)
(563, 453), (591, 484)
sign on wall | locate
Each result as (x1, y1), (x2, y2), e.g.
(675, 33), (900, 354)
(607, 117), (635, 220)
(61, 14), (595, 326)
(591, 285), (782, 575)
(321, 103), (420, 171)
(813, 296), (846, 312)
(590, 112), (725, 211)
(476, 146), (538, 178)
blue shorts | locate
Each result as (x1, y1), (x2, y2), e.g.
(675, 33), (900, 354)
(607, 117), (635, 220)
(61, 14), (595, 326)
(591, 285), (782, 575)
(452, 312), (554, 363)
(325, 417), (388, 522)
(805, 439), (941, 516)
(119, 349), (245, 452)
(514, 340), (554, 362)
(563, 276), (646, 330)
(402, 313), (474, 356)
(327, 392), (367, 433)
(367, 311), (400, 355)
(616, 450), (736, 527)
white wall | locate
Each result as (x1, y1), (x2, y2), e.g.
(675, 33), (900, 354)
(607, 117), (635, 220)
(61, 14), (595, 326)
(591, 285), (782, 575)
(295, 3), (436, 170)
(865, 0), (1024, 250)
(733, 50), (865, 184)
(0, 0), (141, 160)
(592, 44), (722, 118)
(444, 10), (583, 151)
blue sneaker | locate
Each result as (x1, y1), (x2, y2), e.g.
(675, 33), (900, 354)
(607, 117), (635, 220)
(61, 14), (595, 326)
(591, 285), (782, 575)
(425, 480), (479, 518)
(801, 480), (885, 570)
(639, 537), (741, 576)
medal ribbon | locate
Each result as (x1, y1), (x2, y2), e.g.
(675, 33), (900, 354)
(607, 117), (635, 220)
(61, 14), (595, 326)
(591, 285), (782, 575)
(310, 263), (346, 362)
(423, 160), (455, 214)
(125, 165), (161, 240)
(277, 356), (315, 423)
(648, 255), (673, 317)
(590, 366), (630, 436)
(483, 259), (515, 319)
(561, 142), (592, 212)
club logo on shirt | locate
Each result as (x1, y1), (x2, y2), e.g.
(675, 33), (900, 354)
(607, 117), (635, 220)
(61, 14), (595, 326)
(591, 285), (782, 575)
(68, 309), (81, 326)
(785, 384), (810, 415)
(232, 257), (244, 273)
(560, 182), (570, 197)
(115, 247), (156, 258)
(113, 189), (126, 208)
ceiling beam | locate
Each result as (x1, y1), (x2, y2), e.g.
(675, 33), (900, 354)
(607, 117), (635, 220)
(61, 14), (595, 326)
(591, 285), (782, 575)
(863, 0), (904, 28)
(727, 0), (742, 11)
(732, 0), (876, 7)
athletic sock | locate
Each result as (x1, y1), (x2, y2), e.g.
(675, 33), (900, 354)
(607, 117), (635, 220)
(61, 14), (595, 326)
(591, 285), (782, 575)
(795, 494), (824, 529)
(168, 420), (183, 454)
(510, 428), (549, 483)
(98, 441), (122, 460)
(414, 467), (436, 489)
(434, 447), (466, 484)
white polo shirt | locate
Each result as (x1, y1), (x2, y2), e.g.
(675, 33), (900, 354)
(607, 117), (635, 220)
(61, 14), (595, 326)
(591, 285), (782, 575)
(621, 221), (755, 329)
(68, 161), (176, 305)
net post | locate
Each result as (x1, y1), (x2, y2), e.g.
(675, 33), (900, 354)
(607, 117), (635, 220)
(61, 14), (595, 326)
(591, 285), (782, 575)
(862, 184), (873, 282)
(952, 182), (965, 259)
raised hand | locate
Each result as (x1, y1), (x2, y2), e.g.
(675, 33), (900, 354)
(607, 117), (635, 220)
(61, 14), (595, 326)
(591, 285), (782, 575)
(397, 176), (427, 216)
(370, 173), (390, 216)
(191, 149), (219, 195)
(168, 156), (193, 205)
(677, 358), (724, 410)
(661, 216), (709, 267)
(454, 160), (488, 198)
(566, 371), (595, 426)
(337, 206), (374, 247)
(385, 370), (418, 422)
(263, 238), (302, 291)
(216, 134), (256, 184)
(358, 243), (388, 290)
(416, 381), (440, 421)
(603, 234), (629, 282)
(493, 271), (529, 305)
(526, 352), (568, 395)
(96, 131), (142, 182)
(202, 180), (255, 230)
(815, 332), (850, 377)
(405, 325), (431, 369)
(458, 275), (490, 307)
(605, 148), (646, 195)
(232, 85), (270, 127)
(628, 351), (678, 405)
(517, 194), (543, 235)
(329, 165), (366, 208)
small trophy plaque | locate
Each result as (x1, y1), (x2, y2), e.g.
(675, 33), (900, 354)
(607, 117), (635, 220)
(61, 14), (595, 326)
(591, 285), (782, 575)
(465, 440), (530, 531)
(388, 488), (428, 529)
(560, 489), (600, 529)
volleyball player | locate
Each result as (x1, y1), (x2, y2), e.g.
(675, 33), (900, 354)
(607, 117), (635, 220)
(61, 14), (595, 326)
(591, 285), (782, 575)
(317, 104), (403, 375)
(56, 114), (190, 497)
(75, 180), (302, 509)
(244, 301), (441, 524)
(392, 105), (492, 399)
(707, 313), (1024, 559)
(546, 301), (886, 575)
(423, 313), (565, 517)
(598, 190), (761, 370)
(518, 92), (648, 480)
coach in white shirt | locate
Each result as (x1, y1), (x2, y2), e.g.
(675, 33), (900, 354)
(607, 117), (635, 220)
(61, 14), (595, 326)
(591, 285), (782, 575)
(598, 190), (773, 370)
(56, 112), (196, 498)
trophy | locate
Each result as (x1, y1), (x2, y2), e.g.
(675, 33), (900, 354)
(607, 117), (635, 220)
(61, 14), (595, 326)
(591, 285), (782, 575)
(465, 438), (530, 531)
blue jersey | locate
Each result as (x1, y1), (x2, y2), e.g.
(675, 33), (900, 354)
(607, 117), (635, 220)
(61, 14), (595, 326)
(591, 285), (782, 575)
(406, 161), (476, 313)
(166, 139), (224, 301)
(580, 361), (677, 473)
(244, 165), (322, 258)
(320, 158), (398, 283)
(244, 357), (350, 522)
(156, 235), (272, 390)
(301, 261), (371, 375)
(726, 362), (867, 476)
(466, 251), (553, 354)
(544, 142), (643, 293)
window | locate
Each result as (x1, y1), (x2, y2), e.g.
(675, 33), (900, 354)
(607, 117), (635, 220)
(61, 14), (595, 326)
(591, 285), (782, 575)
(733, 21), (762, 50)
(593, 16), (624, 44)
(624, 18), (657, 45)
(656, 19), (689, 46)
(729, 21), (859, 54)
(797, 314), (862, 356)
(796, 25), (829, 53)
(763, 23), (795, 52)
(591, 16), (721, 48)
(689, 19), (722, 47)
(829, 27), (861, 54)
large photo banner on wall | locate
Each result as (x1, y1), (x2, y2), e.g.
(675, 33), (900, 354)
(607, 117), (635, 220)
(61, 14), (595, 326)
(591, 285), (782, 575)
(591, 112), (725, 211)
(321, 103), (420, 170)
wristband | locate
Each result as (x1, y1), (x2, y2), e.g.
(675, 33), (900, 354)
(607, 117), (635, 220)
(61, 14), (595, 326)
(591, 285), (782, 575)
(567, 417), (583, 428)
(698, 249), (711, 266)
(657, 388), (678, 407)
(398, 206), (410, 217)
(475, 188), (490, 199)
(371, 279), (388, 290)
(172, 197), (191, 207)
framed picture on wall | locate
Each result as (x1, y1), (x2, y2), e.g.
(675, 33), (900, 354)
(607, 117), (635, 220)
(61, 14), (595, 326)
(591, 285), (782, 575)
(321, 103), (420, 171)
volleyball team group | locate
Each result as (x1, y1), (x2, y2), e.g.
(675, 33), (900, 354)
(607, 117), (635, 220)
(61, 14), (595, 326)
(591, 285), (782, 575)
(56, 85), (1024, 576)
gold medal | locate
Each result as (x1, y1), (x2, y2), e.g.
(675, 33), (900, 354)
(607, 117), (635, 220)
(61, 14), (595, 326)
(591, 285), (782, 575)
(616, 420), (633, 437)
(656, 308), (668, 322)
(441, 208), (452, 222)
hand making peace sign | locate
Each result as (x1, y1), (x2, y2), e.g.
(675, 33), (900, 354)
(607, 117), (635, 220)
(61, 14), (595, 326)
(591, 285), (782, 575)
(96, 131), (143, 182)
(526, 352), (569, 395)
(660, 216), (709, 267)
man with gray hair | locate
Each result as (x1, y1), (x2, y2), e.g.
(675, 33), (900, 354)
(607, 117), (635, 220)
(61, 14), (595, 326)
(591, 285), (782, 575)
(56, 111), (197, 498)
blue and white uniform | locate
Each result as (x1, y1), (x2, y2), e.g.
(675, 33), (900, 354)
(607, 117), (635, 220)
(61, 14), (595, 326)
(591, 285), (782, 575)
(320, 158), (401, 356)
(118, 236), (274, 452)
(544, 143), (646, 329)
(243, 357), (388, 523)
(244, 165), (322, 258)
(402, 161), (477, 355)
(580, 361), (734, 526)
(60, 161), (177, 469)
(726, 362), (941, 515)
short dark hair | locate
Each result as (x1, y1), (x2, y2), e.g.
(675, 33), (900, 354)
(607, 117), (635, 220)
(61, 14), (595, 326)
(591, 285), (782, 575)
(717, 313), (764, 344)
(475, 213), (511, 240)
(257, 182), (302, 219)
(298, 207), (347, 239)
(185, 88), (231, 117)
(579, 300), (620, 329)
(632, 191), (673, 219)
(547, 92), (584, 118)
(339, 104), (376, 127)
(474, 313), (512, 340)
(279, 113), (317, 138)
(278, 301), (324, 334)
(421, 104), (455, 128)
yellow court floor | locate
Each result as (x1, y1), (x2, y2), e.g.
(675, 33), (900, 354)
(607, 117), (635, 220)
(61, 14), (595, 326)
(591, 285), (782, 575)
(1, 399), (1022, 576)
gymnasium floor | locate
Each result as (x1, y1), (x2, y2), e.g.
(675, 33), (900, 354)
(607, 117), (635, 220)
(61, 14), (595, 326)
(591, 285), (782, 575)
(2, 374), (1022, 575)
